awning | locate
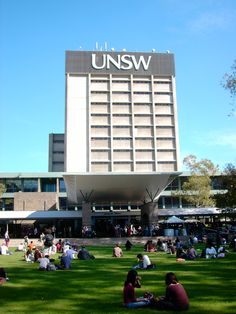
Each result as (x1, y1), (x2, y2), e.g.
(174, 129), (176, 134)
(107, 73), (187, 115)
(0, 211), (82, 220)
(63, 172), (181, 204)
(165, 215), (185, 223)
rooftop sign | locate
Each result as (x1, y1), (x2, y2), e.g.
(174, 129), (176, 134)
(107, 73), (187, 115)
(91, 53), (152, 71)
(66, 51), (175, 76)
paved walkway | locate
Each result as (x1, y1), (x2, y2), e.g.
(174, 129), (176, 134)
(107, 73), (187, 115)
(7, 236), (173, 248)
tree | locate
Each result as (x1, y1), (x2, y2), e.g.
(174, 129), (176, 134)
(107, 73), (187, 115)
(0, 183), (6, 196)
(175, 155), (218, 207)
(221, 59), (236, 116)
(215, 163), (236, 208)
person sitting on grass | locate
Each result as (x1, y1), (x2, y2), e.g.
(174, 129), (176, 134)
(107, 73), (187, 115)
(24, 249), (34, 262)
(38, 254), (50, 270)
(176, 247), (188, 260)
(186, 246), (198, 260)
(205, 244), (217, 259)
(0, 243), (12, 255)
(0, 267), (9, 284)
(152, 272), (189, 311)
(123, 269), (152, 309)
(59, 252), (72, 269)
(113, 243), (123, 257)
(125, 240), (133, 251)
(77, 246), (95, 260)
(133, 254), (156, 270)
(65, 247), (77, 259)
(217, 246), (227, 258)
(34, 248), (42, 262)
(145, 240), (157, 252)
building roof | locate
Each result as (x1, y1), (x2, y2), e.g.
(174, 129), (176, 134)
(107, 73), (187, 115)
(0, 210), (82, 220)
(158, 207), (221, 217)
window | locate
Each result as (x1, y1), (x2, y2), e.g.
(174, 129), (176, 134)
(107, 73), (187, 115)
(5, 179), (21, 192)
(41, 178), (56, 192)
(59, 179), (66, 192)
(23, 179), (38, 192)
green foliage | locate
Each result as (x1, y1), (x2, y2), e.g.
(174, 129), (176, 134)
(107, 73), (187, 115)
(1, 245), (236, 314)
(176, 155), (218, 207)
(0, 182), (6, 197)
(222, 59), (236, 116)
(182, 174), (215, 207)
(215, 163), (236, 208)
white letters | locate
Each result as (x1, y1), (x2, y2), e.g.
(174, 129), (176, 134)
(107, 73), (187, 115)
(92, 54), (106, 69)
(132, 55), (152, 71)
(106, 54), (120, 69)
(120, 55), (133, 70)
(91, 53), (152, 71)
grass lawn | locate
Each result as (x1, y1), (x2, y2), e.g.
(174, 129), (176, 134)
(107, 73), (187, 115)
(0, 244), (236, 314)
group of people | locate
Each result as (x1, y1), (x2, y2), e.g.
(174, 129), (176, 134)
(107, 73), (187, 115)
(142, 237), (228, 261)
(12, 233), (96, 271)
(123, 270), (189, 311)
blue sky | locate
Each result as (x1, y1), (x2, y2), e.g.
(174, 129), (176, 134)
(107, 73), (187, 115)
(0, 0), (236, 172)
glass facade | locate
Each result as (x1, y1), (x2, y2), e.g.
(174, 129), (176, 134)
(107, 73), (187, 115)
(0, 174), (225, 212)
(41, 178), (56, 192)
(23, 179), (38, 192)
(5, 179), (22, 192)
(59, 178), (66, 192)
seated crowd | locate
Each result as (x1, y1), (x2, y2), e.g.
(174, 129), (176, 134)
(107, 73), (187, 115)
(1, 229), (233, 313)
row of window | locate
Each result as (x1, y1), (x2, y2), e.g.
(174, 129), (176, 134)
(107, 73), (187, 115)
(0, 194), (219, 211)
(0, 178), (66, 193)
(0, 176), (224, 194)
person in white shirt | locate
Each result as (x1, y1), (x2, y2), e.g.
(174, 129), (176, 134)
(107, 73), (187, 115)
(205, 245), (217, 259)
(133, 254), (156, 269)
(0, 243), (9, 255)
(38, 255), (50, 270)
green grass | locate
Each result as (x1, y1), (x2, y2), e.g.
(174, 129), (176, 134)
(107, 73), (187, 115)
(1, 245), (236, 314)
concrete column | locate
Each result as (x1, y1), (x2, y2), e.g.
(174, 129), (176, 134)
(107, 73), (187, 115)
(82, 202), (92, 230)
(141, 202), (159, 234)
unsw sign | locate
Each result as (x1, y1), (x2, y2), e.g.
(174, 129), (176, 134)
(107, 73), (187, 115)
(91, 53), (152, 71)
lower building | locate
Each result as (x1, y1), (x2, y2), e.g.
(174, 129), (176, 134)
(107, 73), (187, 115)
(0, 172), (224, 238)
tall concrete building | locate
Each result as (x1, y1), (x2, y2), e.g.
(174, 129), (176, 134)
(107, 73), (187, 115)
(63, 50), (181, 229)
(65, 50), (180, 173)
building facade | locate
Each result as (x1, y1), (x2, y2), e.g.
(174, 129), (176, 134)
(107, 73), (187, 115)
(48, 133), (65, 172)
(0, 172), (224, 237)
(65, 50), (180, 173)
(3, 49), (221, 237)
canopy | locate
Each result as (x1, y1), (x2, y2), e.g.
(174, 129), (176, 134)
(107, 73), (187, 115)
(184, 218), (199, 223)
(63, 172), (181, 204)
(165, 215), (185, 224)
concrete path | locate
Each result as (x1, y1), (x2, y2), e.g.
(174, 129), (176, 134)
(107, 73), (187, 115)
(6, 236), (171, 248)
